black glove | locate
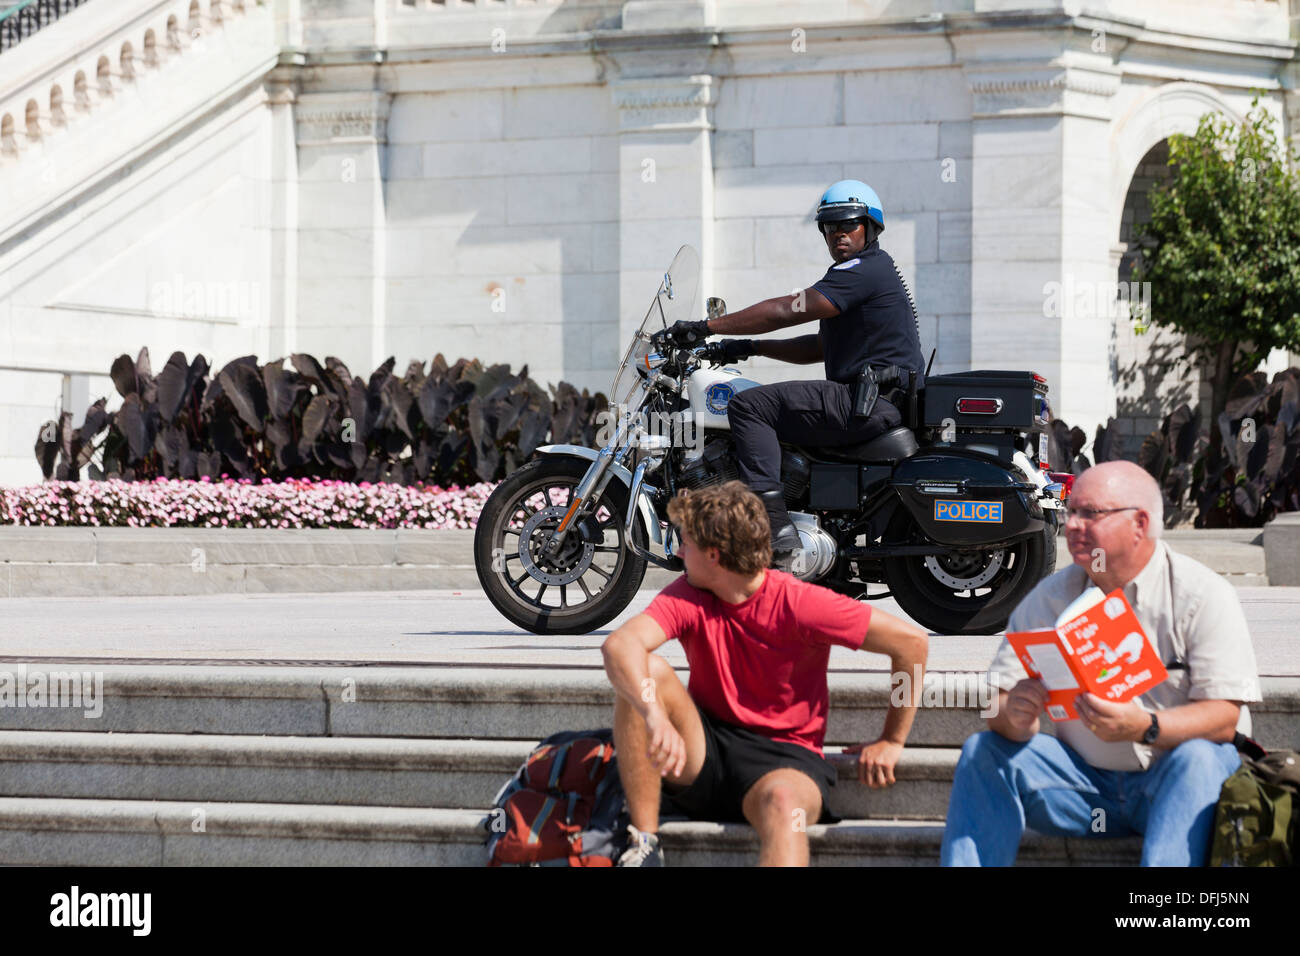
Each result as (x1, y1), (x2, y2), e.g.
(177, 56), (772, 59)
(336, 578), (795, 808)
(698, 339), (757, 365)
(651, 319), (711, 349)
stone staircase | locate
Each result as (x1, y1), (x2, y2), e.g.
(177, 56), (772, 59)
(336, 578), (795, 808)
(0, 664), (1295, 865)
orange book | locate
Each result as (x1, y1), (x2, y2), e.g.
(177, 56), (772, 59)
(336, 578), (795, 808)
(1005, 588), (1167, 722)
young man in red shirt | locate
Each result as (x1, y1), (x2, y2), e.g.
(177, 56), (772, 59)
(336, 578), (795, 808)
(602, 481), (929, 866)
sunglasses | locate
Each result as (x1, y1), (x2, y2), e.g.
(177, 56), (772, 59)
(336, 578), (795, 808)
(820, 220), (864, 236)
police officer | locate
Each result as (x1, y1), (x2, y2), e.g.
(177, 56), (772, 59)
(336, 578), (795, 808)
(653, 180), (925, 565)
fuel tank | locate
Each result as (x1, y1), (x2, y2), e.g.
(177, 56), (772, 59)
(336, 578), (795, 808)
(685, 366), (762, 431)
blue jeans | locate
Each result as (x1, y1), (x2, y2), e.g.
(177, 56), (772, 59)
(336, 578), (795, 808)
(940, 731), (1240, 867)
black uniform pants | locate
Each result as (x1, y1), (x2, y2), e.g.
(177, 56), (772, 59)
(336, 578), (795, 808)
(727, 380), (901, 493)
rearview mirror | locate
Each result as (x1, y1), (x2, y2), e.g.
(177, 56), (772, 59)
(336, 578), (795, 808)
(706, 297), (726, 320)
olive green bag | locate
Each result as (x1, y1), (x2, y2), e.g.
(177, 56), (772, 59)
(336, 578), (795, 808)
(1209, 741), (1299, 867)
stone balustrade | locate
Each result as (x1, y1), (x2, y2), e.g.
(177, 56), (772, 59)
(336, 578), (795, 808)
(0, 0), (251, 164)
(1, 1), (95, 56)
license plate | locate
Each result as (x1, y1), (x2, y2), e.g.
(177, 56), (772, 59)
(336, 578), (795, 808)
(1038, 432), (1049, 465)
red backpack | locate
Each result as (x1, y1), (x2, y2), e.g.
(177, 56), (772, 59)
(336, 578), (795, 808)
(484, 729), (629, 867)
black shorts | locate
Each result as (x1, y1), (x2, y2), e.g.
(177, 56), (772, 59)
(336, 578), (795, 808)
(662, 704), (837, 825)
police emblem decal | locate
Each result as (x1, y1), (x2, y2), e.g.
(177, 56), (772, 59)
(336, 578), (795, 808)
(705, 382), (735, 415)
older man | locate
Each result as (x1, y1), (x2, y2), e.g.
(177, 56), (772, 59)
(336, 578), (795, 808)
(940, 460), (1262, 866)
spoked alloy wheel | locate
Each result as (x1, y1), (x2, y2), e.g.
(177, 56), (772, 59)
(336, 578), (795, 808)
(882, 509), (1052, 635)
(474, 457), (647, 634)
(922, 549), (1007, 591)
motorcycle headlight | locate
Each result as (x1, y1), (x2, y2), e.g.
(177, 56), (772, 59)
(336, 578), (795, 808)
(637, 351), (667, 377)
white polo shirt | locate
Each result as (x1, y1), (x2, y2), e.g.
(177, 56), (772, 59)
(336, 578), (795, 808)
(987, 539), (1262, 771)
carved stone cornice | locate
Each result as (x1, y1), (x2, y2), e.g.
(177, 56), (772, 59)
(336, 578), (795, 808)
(263, 65), (299, 107)
(965, 64), (1122, 120)
(294, 91), (392, 145)
(968, 73), (1120, 97)
(612, 74), (716, 132)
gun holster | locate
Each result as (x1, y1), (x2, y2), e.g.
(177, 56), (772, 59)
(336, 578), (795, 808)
(853, 365), (906, 420)
(853, 367), (881, 419)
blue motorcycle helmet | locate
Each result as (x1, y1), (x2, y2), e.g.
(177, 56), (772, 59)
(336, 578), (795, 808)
(815, 179), (885, 232)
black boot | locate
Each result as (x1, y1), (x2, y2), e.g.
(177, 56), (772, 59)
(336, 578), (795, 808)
(759, 490), (802, 570)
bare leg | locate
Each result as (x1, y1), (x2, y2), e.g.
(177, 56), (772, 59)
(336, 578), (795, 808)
(741, 768), (824, 867)
(613, 653), (707, 833)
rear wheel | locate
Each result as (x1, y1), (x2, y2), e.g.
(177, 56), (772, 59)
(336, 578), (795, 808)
(474, 456), (648, 634)
(882, 509), (1054, 635)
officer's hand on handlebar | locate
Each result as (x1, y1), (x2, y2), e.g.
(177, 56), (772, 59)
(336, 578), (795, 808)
(651, 320), (711, 349)
(698, 339), (757, 366)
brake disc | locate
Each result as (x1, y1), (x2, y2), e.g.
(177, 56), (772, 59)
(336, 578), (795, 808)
(923, 549), (1006, 590)
(518, 506), (596, 586)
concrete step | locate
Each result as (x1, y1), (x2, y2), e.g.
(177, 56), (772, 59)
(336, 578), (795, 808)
(0, 527), (1265, 596)
(0, 528), (489, 597)
(0, 730), (961, 820)
(3, 666), (1295, 750)
(0, 798), (1141, 866)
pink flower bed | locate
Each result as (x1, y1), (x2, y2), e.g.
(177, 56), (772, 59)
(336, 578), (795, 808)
(0, 477), (495, 530)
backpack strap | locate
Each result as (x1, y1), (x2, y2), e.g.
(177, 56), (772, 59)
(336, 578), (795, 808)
(593, 763), (621, 805)
(588, 742), (612, 781)
(528, 796), (559, 846)
(547, 741), (573, 792)
(1233, 732), (1268, 762)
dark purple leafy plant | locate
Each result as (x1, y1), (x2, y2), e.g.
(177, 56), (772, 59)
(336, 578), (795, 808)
(36, 348), (608, 487)
(1062, 368), (1300, 528)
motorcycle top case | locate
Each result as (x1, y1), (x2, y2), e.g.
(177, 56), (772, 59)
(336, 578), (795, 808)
(921, 370), (1049, 432)
(892, 449), (1046, 547)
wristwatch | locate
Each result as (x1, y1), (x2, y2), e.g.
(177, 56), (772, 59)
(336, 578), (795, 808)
(1141, 712), (1160, 745)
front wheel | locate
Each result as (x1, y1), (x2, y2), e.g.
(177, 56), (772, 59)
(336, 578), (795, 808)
(474, 456), (648, 634)
(882, 509), (1054, 635)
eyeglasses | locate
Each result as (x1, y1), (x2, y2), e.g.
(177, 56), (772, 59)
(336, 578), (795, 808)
(820, 220), (863, 236)
(1064, 505), (1141, 522)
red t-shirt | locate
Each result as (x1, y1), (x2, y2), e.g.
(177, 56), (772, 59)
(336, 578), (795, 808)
(644, 570), (871, 755)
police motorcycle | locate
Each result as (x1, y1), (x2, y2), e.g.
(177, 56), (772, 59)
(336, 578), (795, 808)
(474, 245), (1066, 636)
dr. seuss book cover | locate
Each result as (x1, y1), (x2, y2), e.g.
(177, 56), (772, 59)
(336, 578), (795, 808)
(1005, 588), (1167, 721)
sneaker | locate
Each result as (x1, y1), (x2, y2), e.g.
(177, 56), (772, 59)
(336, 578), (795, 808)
(616, 825), (665, 867)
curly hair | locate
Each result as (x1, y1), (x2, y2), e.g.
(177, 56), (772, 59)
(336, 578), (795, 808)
(666, 481), (772, 575)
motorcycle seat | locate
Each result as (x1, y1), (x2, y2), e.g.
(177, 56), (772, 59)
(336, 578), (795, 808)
(813, 426), (920, 463)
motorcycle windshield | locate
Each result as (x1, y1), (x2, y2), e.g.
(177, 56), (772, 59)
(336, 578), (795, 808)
(609, 245), (701, 406)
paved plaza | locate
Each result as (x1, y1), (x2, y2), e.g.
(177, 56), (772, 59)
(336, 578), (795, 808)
(4, 586), (1298, 676)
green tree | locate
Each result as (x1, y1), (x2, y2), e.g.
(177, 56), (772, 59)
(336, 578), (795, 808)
(1131, 96), (1300, 441)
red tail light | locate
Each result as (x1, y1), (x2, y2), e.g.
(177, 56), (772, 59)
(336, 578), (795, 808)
(1047, 472), (1075, 497)
(956, 397), (1003, 415)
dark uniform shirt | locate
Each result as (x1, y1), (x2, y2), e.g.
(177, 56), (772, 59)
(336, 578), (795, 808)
(810, 240), (925, 387)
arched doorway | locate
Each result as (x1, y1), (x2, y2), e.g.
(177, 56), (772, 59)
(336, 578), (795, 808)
(1109, 138), (1204, 460)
